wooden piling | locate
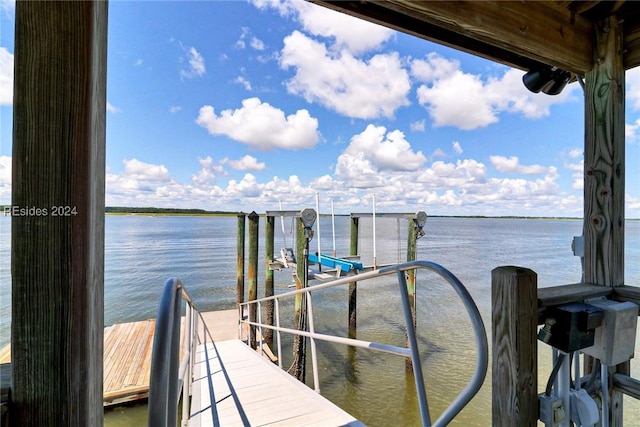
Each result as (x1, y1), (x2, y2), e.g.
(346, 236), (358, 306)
(236, 213), (246, 305)
(405, 219), (418, 370)
(584, 16), (626, 426)
(264, 215), (275, 350)
(292, 217), (308, 382)
(12, 2), (107, 425)
(492, 266), (537, 427)
(348, 216), (359, 339)
(248, 211), (259, 350)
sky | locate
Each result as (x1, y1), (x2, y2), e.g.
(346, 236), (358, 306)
(0, 0), (639, 218)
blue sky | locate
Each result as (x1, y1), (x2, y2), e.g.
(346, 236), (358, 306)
(1, 0), (639, 217)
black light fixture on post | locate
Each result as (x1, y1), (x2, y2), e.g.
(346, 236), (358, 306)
(523, 65), (571, 95)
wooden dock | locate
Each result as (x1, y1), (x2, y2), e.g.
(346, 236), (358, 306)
(0, 308), (362, 425)
(0, 309), (241, 407)
(189, 339), (363, 426)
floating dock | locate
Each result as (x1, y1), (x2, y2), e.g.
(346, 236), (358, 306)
(0, 309), (241, 407)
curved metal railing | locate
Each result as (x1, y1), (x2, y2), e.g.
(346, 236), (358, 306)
(147, 278), (216, 427)
(239, 260), (488, 427)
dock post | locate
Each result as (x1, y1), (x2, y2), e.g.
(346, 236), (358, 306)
(584, 16), (626, 426)
(11, 2), (107, 425)
(248, 211), (259, 350)
(292, 216), (308, 382)
(236, 213), (246, 306)
(348, 216), (359, 339)
(405, 218), (418, 370)
(264, 214), (275, 350)
(492, 266), (537, 426)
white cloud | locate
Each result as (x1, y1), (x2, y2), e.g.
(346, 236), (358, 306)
(134, 59), (143, 67)
(334, 125), (427, 184)
(179, 46), (205, 79)
(410, 120), (425, 132)
(196, 97), (320, 150)
(416, 159), (487, 189)
(490, 155), (550, 175)
(250, 37), (265, 51)
(564, 157), (584, 190)
(568, 148), (582, 158)
(626, 67), (640, 110)
(413, 54), (577, 130)
(0, 47), (14, 106)
(253, 0), (394, 54)
(0, 155), (11, 203)
(99, 152), (587, 217)
(234, 76), (252, 91)
(452, 141), (463, 154)
(169, 106), (182, 113)
(572, 172), (584, 190)
(107, 102), (121, 113)
(280, 31), (410, 119)
(224, 155), (266, 171)
(1, 0), (14, 17)
(106, 158), (176, 205)
(235, 27), (266, 52)
(626, 118), (640, 143)
(627, 194), (640, 211)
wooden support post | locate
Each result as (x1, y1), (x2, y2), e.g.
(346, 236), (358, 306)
(11, 2), (107, 425)
(236, 213), (246, 305)
(348, 216), (359, 339)
(264, 215), (275, 351)
(292, 217), (308, 382)
(584, 16), (626, 426)
(492, 266), (538, 427)
(248, 212), (259, 350)
(405, 219), (418, 370)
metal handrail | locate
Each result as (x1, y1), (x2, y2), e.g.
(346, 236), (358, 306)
(239, 260), (488, 427)
(148, 278), (216, 427)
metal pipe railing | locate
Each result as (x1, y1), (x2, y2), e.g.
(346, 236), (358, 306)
(148, 278), (216, 427)
(239, 260), (488, 427)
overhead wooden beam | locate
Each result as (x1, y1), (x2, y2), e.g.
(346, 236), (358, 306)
(12, 1), (107, 425)
(312, 0), (593, 74)
(623, 15), (640, 70)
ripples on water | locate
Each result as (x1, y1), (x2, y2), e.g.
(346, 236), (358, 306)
(0, 216), (639, 426)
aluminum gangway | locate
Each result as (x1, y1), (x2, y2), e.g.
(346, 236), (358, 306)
(148, 260), (488, 427)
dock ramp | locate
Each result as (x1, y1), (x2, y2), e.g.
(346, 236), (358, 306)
(189, 339), (362, 426)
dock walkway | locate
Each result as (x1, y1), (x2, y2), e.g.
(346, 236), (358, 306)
(1, 309), (363, 426)
(189, 339), (363, 426)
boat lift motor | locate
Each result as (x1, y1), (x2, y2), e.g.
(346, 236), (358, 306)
(300, 208), (316, 240)
(538, 302), (603, 427)
(538, 299), (639, 427)
(412, 210), (428, 238)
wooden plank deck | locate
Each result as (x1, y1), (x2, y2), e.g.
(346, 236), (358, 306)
(0, 309), (241, 407)
(189, 339), (363, 427)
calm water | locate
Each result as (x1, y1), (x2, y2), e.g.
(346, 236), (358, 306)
(0, 215), (639, 426)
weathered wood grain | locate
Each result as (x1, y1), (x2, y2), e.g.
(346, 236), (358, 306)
(613, 285), (640, 306)
(584, 16), (627, 427)
(492, 266), (538, 426)
(236, 213), (245, 305)
(313, 0), (592, 73)
(264, 214), (275, 350)
(11, 2), (107, 425)
(248, 211), (259, 350)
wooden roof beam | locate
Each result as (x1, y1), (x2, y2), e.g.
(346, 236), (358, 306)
(312, 0), (594, 74)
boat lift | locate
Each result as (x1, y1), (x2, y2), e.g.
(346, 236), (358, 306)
(267, 198), (428, 281)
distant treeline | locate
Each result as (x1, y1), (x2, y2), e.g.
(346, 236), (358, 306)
(105, 206), (237, 215)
